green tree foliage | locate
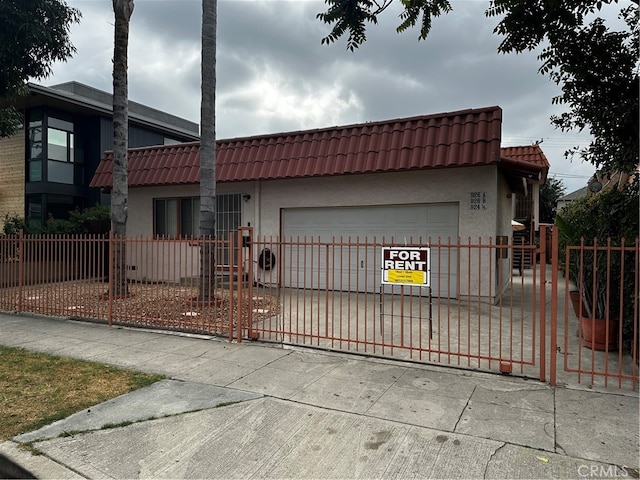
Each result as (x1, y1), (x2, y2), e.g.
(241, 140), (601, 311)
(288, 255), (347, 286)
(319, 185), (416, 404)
(0, 0), (81, 137)
(539, 177), (566, 224)
(318, 0), (451, 51)
(2, 205), (110, 235)
(487, 1), (639, 177)
(317, 0), (639, 176)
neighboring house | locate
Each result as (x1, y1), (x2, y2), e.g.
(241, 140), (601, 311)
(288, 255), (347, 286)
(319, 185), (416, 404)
(0, 81), (199, 229)
(556, 186), (588, 213)
(557, 171), (635, 214)
(91, 106), (548, 299)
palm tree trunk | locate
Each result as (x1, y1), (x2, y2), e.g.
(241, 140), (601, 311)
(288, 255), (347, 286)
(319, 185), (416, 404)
(199, 0), (217, 302)
(111, 0), (134, 297)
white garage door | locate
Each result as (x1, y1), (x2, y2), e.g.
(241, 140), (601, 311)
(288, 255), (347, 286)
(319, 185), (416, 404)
(282, 204), (459, 297)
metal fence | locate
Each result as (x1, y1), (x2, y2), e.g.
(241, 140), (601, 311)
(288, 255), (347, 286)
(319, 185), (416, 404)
(0, 227), (638, 390)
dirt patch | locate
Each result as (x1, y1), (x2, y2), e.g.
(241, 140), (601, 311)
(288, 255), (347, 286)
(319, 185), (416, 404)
(0, 281), (280, 337)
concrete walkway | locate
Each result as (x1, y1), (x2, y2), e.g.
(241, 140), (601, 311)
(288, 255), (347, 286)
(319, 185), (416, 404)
(0, 312), (638, 479)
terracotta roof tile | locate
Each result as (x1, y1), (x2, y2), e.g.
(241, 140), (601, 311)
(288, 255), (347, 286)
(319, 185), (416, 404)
(500, 144), (550, 168)
(500, 144), (550, 183)
(91, 106), (505, 189)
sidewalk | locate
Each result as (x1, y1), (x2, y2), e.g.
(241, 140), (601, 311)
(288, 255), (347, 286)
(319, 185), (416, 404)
(0, 312), (638, 479)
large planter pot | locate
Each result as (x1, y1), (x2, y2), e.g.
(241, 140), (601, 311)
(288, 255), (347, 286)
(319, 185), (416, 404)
(85, 219), (111, 235)
(580, 316), (619, 351)
(569, 290), (585, 317)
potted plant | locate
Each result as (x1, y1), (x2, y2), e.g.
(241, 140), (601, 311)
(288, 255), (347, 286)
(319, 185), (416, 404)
(69, 204), (111, 234)
(556, 184), (638, 352)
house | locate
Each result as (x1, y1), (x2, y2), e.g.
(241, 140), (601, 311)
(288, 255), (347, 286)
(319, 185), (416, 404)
(556, 170), (636, 214)
(90, 106), (549, 299)
(556, 186), (588, 213)
(0, 81), (199, 229)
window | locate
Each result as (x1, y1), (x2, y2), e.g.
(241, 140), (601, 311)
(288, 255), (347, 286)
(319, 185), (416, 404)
(154, 194), (242, 238)
(155, 198), (196, 237)
(46, 116), (81, 185)
(27, 196), (43, 232)
(27, 110), (43, 181)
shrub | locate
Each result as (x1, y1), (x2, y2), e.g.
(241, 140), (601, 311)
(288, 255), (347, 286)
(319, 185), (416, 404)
(1, 205), (111, 236)
(556, 182), (639, 354)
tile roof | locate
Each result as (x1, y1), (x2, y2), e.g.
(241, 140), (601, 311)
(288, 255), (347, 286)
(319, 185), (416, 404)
(558, 186), (588, 202)
(500, 144), (550, 168)
(91, 106), (541, 191)
(499, 144), (550, 185)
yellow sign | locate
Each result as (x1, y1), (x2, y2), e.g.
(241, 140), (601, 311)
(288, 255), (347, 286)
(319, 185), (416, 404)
(381, 247), (430, 286)
(387, 270), (425, 285)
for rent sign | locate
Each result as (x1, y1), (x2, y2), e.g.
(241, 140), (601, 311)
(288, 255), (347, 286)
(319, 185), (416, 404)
(381, 247), (430, 286)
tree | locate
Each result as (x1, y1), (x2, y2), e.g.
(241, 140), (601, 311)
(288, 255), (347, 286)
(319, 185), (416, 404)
(486, 1), (639, 177)
(0, 0), (80, 137)
(317, 0), (639, 176)
(199, 0), (217, 302)
(318, 0), (451, 51)
(539, 177), (566, 224)
(111, 0), (134, 297)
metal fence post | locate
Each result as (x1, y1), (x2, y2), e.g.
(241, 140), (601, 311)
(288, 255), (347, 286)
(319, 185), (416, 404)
(550, 225), (559, 386)
(18, 229), (24, 313)
(108, 230), (113, 327)
(539, 225), (547, 382)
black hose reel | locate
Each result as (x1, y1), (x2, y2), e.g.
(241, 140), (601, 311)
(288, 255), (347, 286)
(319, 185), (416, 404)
(258, 248), (276, 271)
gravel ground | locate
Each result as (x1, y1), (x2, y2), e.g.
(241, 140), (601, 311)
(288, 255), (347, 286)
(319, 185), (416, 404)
(0, 280), (280, 337)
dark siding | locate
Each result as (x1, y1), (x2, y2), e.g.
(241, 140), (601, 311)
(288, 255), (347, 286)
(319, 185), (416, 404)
(100, 117), (178, 149)
(129, 125), (165, 148)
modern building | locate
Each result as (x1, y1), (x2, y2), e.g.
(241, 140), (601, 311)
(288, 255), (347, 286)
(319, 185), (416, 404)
(0, 81), (199, 230)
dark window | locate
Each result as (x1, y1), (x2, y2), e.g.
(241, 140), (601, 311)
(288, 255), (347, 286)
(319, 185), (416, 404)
(153, 194), (242, 239)
(46, 115), (79, 184)
(27, 110), (43, 181)
(27, 195), (43, 232)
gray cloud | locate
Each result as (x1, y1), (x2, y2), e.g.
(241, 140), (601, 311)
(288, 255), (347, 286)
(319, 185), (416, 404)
(45, 0), (597, 193)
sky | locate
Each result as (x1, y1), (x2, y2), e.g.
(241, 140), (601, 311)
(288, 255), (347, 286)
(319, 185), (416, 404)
(43, 0), (614, 194)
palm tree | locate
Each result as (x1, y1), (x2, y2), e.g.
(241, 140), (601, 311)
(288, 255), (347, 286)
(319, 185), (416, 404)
(111, 0), (134, 297)
(199, 0), (217, 301)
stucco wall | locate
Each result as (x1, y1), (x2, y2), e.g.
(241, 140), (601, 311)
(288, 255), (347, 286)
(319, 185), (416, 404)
(496, 171), (515, 294)
(128, 166), (504, 241)
(255, 166), (507, 301)
(255, 167), (499, 240)
(127, 184), (245, 236)
(0, 130), (26, 220)
(126, 166), (514, 299)
(127, 184), (246, 283)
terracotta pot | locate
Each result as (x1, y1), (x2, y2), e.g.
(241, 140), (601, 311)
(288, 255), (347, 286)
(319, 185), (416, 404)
(568, 290), (585, 317)
(579, 316), (619, 351)
(85, 219), (110, 234)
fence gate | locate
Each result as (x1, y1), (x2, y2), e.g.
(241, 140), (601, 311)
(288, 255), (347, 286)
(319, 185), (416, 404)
(239, 228), (549, 380)
(2, 228), (636, 389)
(549, 228), (639, 391)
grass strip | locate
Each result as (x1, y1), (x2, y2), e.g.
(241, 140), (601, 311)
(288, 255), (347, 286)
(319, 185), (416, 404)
(0, 346), (164, 440)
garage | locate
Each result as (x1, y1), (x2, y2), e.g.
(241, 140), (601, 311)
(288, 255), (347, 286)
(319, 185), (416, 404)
(281, 203), (459, 297)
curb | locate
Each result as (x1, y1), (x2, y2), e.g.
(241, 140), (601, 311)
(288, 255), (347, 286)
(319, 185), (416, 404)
(0, 451), (37, 479)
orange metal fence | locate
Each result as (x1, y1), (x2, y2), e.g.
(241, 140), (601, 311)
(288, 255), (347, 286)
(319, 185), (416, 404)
(244, 230), (544, 379)
(0, 232), (246, 338)
(1, 228), (638, 390)
(551, 227), (639, 390)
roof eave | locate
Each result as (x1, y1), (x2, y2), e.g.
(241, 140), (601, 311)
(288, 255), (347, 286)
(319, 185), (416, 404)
(25, 83), (200, 140)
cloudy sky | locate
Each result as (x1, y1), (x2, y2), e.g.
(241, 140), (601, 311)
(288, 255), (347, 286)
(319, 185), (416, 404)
(45, 0), (606, 194)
